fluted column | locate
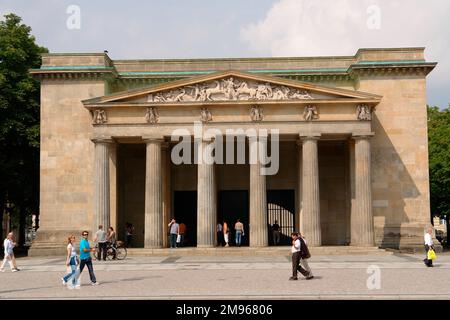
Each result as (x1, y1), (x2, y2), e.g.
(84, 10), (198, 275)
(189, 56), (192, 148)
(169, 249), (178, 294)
(197, 137), (216, 247)
(300, 134), (321, 246)
(92, 138), (113, 232)
(249, 137), (268, 247)
(296, 140), (302, 233)
(144, 138), (163, 248)
(351, 134), (374, 246)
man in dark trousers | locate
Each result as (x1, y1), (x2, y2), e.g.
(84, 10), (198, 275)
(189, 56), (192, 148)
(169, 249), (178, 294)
(289, 232), (310, 280)
(272, 220), (281, 245)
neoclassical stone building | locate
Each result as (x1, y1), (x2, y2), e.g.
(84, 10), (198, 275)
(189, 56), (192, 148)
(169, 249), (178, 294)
(29, 48), (436, 255)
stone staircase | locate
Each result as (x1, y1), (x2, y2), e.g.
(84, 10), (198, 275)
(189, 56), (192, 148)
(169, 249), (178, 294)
(127, 246), (391, 257)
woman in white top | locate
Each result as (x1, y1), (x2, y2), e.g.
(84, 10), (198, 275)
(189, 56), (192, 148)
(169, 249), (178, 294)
(61, 235), (80, 289)
(423, 227), (434, 267)
(0, 232), (19, 272)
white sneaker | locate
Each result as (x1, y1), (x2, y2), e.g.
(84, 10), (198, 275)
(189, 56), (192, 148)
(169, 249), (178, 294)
(61, 278), (67, 286)
(74, 285), (81, 290)
(11, 269), (18, 272)
(67, 285), (75, 290)
(91, 281), (99, 286)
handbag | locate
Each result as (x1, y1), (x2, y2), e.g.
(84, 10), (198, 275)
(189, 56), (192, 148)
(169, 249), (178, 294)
(176, 234), (181, 243)
(427, 248), (436, 260)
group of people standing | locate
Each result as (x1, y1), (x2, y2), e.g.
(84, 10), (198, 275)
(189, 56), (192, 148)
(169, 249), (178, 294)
(217, 219), (245, 247)
(168, 218), (187, 248)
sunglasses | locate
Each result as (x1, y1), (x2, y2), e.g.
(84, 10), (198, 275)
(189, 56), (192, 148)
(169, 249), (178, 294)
(82, 234), (88, 236)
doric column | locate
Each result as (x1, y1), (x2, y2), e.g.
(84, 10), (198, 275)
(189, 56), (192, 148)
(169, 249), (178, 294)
(249, 136), (268, 247)
(144, 137), (163, 248)
(296, 140), (302, 233)
(92, 138), (113, 232)
(300, 134), (321, 246)
(351, 133), (374, 246)
(197, 137), (216, 247)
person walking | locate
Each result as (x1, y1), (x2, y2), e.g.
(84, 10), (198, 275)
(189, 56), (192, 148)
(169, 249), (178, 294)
(272, 220), (281, 246)
(178, 222), (186, 247)
(299, 232), (314, 279)
(94, 225), (107, 261)
(289, 232), (310, 280)
(216, 222), (223, 246)
(168, 218), (179, 248)
(125, 222), (134, 248)
(78, 231), (99, 285)
(234, 219), (244, 247)
(223, 221), (230, 247)
(62, 235), (80, 289)
(423, 227), (435, 267)
(0, 232), (20, 272)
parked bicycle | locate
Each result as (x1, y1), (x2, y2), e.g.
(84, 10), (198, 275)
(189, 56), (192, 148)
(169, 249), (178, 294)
(91, 241), (127, 260)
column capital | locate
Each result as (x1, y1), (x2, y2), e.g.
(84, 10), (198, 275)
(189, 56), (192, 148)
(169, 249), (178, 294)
(352, 132), (375, 140)
(91, 136), (114, 144)
(299, 133), (321, 141)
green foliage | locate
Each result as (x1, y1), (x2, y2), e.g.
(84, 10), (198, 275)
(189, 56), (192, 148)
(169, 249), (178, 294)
(427, 105), (450, 219)
(0, 13), (48, 240)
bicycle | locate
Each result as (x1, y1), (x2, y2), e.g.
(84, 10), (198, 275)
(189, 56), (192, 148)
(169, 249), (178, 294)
(106, 241), (127, 260)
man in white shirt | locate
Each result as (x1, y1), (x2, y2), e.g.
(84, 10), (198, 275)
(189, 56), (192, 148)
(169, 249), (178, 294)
(290, 232), (310, 280)
(423, 227), (434, 267)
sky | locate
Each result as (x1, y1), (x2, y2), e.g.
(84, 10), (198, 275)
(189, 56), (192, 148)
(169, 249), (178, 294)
(1, 0), (449, 107)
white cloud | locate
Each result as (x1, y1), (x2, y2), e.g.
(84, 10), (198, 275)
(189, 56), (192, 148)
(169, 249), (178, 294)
(240, 0), (450, 106)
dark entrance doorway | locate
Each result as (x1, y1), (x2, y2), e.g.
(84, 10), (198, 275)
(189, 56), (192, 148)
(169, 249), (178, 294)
(173, 191), (197, 247)
(218, 190), (249, 246)
(267, 190), (295, 245)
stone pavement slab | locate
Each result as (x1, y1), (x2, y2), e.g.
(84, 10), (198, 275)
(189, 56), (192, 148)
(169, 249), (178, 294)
(1, 254), (450, 299)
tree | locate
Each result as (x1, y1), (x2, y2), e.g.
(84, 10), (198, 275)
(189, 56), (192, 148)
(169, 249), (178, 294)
(427, 105), (450, 245)
(0, 13), (48, 246)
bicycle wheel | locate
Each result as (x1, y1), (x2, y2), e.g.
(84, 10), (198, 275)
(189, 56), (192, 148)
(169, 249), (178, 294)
(106, 247), (115, 260)
(115, 246), (127, 260)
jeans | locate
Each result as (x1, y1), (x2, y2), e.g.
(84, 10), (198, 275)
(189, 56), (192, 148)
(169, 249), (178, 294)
(79, 257), (97, 283)
(63, 256), (80, 286)
(273, 230), (280, 245)
(170, 233), (178, 248)
(235, 231), (242, 246)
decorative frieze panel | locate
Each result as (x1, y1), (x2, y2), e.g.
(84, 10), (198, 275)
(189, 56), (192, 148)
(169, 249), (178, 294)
(145, 107), (159, 124)
(92, 109), (107, 124)
(356, 104), (372, 121)
(303, 105), (319, 121)
(146, 76), (313, 103)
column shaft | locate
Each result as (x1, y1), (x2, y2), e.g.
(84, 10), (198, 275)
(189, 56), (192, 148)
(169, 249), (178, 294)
(94, 140), (111, 232)
(249, 139), (268, 247)
(197, 139), (216, 247)
(145, 139), (162, 248)
(352, 136), (374, 246)
(301, 137), (321, 246)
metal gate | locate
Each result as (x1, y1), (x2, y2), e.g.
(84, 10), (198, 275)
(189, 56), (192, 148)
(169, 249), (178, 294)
(267, 190), (295, 246)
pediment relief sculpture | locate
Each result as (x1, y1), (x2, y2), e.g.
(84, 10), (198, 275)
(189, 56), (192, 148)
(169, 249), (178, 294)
(356, 104), (372, 121)
(92, 109), (107, 124)
(303, 105), (319, 121)
(146, 77), (313, 103)
(145, 107), (159, 124)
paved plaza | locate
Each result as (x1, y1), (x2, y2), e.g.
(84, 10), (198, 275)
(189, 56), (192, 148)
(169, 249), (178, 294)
(1, 251), (450, 300)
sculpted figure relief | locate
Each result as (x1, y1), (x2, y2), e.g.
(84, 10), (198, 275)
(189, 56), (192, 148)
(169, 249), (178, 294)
(303, 105), (319, 121)
(356, 104), (372, 120)
(200, 107), (212, 123)
(93, 109), (107, 124)
(250, 105), (264, 122)
(146, 77), (314, 103)
(145, 107), (159, 124)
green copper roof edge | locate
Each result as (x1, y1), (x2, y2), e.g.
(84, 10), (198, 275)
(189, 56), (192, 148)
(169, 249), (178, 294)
(39, 66), (115, 70)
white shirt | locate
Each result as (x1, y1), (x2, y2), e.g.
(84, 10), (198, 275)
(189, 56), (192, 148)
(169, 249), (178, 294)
(3, 239), (14, 255)
(424, 233), (433, 246)
(67, 243), (77, 258)
(291, 239), (301, 253)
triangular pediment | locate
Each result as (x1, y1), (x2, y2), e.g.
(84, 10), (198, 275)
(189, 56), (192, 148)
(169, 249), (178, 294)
(83, 70), (381, 106)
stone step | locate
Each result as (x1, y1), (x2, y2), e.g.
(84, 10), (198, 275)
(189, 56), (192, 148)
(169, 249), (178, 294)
(127, 246), (392, 257)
